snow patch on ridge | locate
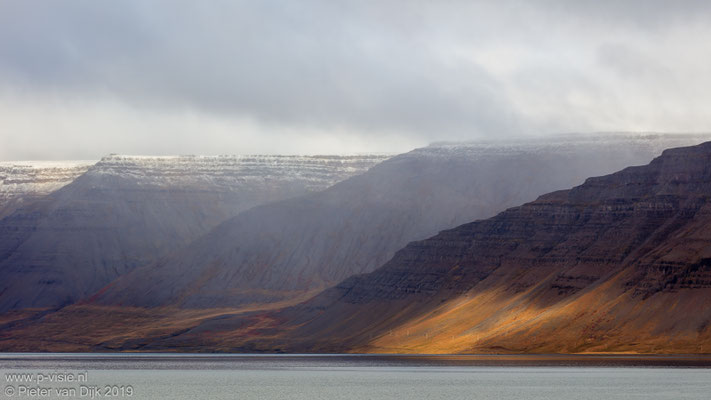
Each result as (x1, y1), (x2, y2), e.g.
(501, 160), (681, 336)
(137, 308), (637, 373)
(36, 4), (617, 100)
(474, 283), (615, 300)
(88, 154), (392, 190)
(0, 160), (95, 195)
(422, 133), (711, 158)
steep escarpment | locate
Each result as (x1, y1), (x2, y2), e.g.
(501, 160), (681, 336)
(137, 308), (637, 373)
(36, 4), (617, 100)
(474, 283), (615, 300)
(95, 134), (711, 309)
(0, 154), (386, 312)
(225, 141), (711, 354)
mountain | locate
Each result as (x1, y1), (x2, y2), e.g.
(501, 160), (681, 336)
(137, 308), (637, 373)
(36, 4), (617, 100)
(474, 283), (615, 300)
(0, 160), (93, 219)
(0, 154), (387, 312)
(94, 134), (711, 310)
(212, 140), (711, 354)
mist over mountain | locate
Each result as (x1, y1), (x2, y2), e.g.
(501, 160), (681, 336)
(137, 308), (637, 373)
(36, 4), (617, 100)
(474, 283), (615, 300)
(95, 134), (711, 310)
(0, 154), (386, 311)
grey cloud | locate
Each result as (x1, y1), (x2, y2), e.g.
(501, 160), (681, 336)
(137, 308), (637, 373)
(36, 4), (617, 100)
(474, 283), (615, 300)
(0, 1), (521, 139)
(537, 0), (711, 32)
(1, 1), (710, 159)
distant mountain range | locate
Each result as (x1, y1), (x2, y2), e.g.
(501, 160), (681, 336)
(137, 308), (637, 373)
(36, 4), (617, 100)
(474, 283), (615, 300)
(1, 134), (711, 354)
(0, 154), (387, 311)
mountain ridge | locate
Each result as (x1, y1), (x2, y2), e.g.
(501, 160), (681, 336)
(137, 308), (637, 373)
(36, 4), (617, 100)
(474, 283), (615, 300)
(0, 154), (388, 312)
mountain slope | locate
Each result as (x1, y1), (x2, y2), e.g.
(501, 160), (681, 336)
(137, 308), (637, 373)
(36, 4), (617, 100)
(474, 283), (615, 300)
(95, 134), (711, 309)
(226, 141), (711, 354)
(0, 154), (386, 312)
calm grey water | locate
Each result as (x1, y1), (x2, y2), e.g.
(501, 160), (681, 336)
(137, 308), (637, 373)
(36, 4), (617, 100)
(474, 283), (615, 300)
(2, 354), (711, 400)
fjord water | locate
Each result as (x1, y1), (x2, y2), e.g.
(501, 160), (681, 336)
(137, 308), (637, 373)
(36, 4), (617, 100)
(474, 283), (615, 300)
(2, 354), (711, 400)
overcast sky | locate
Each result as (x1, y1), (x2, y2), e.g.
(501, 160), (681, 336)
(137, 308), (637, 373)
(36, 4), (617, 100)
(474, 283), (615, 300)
(1, 1), (711, 160)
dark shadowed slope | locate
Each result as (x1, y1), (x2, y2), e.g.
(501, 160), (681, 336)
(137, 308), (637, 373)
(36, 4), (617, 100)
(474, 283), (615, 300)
(0, 154), (386, 311)
(229, 141), (711, 354)
(95, 134), (711, 309)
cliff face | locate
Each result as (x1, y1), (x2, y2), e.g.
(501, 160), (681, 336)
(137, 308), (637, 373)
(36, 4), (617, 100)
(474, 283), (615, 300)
(257, 142), (711, 353)
(94, 134), (711, 309)
(0, 161), (93, 219)
(0, 154), (387, 312)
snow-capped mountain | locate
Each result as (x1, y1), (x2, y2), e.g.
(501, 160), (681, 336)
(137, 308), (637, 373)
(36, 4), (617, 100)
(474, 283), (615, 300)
(0, 153), (389, 311)
(0, 160), (94, 219)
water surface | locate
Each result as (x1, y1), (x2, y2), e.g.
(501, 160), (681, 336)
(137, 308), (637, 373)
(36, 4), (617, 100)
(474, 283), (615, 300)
(2, 354), (710, 400)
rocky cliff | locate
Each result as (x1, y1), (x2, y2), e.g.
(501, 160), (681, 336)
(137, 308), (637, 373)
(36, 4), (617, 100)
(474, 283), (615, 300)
(241, 141), (711, 354)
